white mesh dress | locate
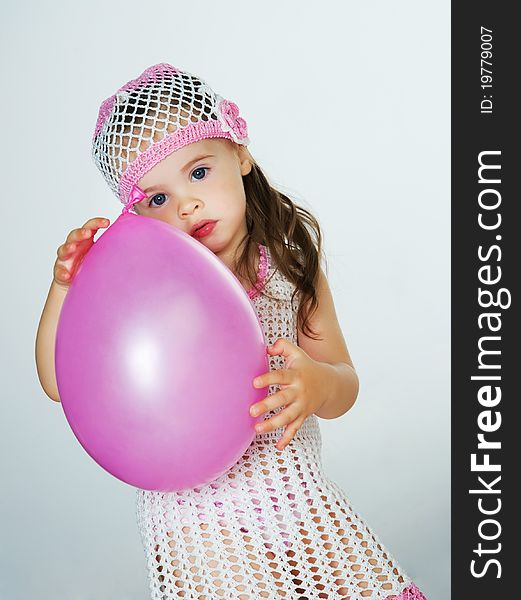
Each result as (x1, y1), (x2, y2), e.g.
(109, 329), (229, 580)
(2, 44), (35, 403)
(136, 244), (426, 600)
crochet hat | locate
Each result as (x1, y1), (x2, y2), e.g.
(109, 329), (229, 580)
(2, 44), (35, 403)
(91, 63), (250, 214)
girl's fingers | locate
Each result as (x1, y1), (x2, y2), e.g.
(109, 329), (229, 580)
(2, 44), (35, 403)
(276, 417), (305, 450)
(254, 403), (300, 434)
(251, 389), (290, 417)
(81, 217), (111, 237)
(65, 218), (110, 244)
(57, 242), (76, 259)
(254, 368), (292, 389)
(57, 267), (70, 281)
(53, 265), (71, 284)
(54, 219), (109, 286)
(66, 227), (93, 244)
(82, 217), (110, 229)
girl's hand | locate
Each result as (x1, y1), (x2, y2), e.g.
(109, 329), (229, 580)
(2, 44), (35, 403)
(250, 338), (331, 450)
(53, 218), (110, 289)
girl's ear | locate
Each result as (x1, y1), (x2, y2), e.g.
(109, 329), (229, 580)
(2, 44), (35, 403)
(238, 145), (253, 176)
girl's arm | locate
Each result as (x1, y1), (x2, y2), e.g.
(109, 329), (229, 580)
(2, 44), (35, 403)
(34, 217), (110, 402)
(35, 281), (68, 402)
(297, 265), (359, 419)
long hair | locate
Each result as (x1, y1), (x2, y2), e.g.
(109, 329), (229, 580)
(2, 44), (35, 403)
(233, 152), (326, 342)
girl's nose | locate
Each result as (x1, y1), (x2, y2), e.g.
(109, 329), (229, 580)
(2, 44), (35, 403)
(180, 198), (203, 217)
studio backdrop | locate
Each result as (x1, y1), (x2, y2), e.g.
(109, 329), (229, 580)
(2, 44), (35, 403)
(1, 1), (449, 598)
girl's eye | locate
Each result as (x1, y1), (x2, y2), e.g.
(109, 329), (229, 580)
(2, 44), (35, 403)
(147, 168), (208, 207)
(191, 167), (208, 181)
(149, 193), (167, 208)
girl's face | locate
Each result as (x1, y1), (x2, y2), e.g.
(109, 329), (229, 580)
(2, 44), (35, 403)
(134, 138), (252, 263)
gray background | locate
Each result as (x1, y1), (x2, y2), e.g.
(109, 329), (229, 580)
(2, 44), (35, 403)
(1, 1), (449, 598)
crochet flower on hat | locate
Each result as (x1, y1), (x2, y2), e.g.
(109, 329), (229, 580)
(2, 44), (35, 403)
(216, 96), (248, 143)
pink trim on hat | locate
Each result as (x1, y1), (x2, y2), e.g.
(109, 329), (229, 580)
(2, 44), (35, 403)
(118, 119), (244, 205)
(93, 96), (116, 140)
(118, 63), (180, 94)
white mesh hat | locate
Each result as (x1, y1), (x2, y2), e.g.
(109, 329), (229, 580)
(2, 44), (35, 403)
(92, 63), (250, 213)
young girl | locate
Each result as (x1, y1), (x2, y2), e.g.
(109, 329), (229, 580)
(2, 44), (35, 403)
(35, 63), (426, 599)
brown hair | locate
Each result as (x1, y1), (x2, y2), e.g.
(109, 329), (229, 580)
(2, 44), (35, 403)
(233, 151), (326, 342)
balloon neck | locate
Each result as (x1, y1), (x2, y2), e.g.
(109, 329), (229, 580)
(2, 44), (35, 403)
(122, 184), (148, 215)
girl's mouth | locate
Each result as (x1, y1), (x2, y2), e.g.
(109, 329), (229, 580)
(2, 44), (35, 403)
(192, 221), (217, 238)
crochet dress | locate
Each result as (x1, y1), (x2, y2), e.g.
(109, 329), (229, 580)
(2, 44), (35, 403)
(136, 243), (426, 600)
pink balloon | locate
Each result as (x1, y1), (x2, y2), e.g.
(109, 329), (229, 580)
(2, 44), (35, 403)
(55, 212), (268, 491)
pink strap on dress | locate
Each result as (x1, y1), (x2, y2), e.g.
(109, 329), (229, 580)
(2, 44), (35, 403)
(247, 243), (269, 300)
